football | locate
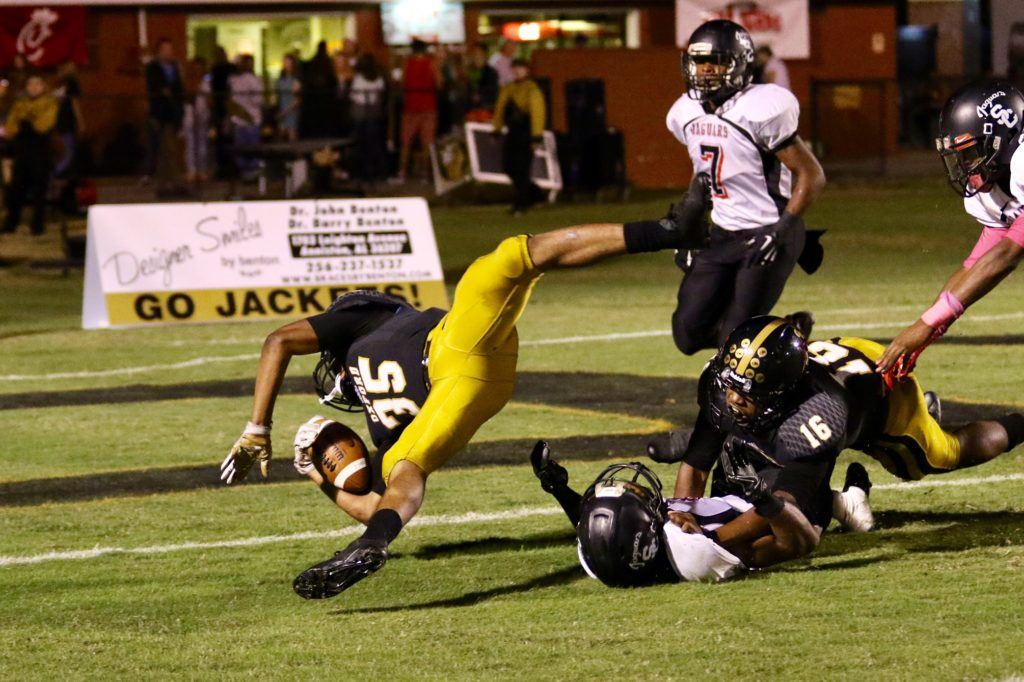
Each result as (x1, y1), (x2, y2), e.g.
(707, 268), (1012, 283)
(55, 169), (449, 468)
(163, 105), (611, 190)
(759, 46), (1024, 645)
(310, 420), (371, 494)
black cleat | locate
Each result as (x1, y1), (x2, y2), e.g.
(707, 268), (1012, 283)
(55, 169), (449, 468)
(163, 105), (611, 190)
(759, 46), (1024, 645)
(293, 538), (389, 600)
(843, 462), (872, 496)
(924, 391), (942, 423)
(786, 311), (815, 339)
(530, 440), (568, 493)
(647, 429), (692, 464)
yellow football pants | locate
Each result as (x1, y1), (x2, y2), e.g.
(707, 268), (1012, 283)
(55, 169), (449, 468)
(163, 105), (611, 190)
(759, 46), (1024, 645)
(839, 337), (962, 480)
(381, 235), (542, 481)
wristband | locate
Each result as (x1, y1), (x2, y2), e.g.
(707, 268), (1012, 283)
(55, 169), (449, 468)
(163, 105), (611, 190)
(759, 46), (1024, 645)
(245, 421), (272, 436)
(920, 291), (964, 329)
(754, 493), (785, 519)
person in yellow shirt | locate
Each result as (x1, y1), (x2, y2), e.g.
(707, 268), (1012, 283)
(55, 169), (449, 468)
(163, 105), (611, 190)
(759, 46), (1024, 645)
(3, 73), (58, 235)
(493, 58), (546, 215)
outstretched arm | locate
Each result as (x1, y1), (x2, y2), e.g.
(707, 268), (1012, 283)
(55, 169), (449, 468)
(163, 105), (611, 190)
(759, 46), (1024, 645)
(250, 319), (320, 426)
(527, 223), (627, 270)
(737, 494), (820, 568)
(221, 319), (320, 484)
(877, 238), (1024, 374)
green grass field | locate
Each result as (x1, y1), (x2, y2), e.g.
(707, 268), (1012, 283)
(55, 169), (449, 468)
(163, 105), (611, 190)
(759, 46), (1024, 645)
(2, 178), (1024, 679)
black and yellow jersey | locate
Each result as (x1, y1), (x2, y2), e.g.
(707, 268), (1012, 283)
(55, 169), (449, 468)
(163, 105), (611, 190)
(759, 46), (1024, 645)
(343, 307), (446, 451)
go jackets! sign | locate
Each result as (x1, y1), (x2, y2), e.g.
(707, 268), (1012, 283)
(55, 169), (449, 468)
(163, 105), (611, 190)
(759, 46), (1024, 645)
(82, 198), (449, 329)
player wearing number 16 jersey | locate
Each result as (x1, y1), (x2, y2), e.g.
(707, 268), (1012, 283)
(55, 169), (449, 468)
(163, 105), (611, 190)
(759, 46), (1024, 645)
(670, 318), (1024, 531)
(666, 20), (826, 356)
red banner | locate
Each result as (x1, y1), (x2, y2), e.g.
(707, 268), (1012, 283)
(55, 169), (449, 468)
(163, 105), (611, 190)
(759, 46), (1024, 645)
(0, 6), (86, 69)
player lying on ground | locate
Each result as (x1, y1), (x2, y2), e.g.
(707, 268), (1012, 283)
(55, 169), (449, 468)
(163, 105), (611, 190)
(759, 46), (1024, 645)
(220, 217), (711, 599)
(653, 317), (1024, 564)
(531, 444), (871, 585)
(878, 81), (1024, 378)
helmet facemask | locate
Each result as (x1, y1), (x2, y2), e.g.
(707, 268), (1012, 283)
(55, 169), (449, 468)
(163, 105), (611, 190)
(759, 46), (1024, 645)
(313, 352), (363, 412)
(709, 356), (791, 432)
(936, 132), (1003, 198)
(683, 45), (749, 104)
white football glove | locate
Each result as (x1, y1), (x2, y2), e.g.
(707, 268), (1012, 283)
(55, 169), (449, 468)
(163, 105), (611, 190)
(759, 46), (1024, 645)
(220, 422), (272, 485)
(293, 416), (332, 476)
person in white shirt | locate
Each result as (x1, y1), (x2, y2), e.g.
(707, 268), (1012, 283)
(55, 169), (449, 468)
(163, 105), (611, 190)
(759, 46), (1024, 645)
(755, 45), (790, 90)
(228, 54), (264, 177)
(878, 82), (1024, 382)
(488, 40), (518, 87)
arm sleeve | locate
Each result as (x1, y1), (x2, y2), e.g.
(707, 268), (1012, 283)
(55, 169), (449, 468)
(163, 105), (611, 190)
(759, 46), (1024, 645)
(964, 227), (1009, 268)
(682, 409), (725, 472)
(754, 86), (800, 153)
(5, 102), (23, 134)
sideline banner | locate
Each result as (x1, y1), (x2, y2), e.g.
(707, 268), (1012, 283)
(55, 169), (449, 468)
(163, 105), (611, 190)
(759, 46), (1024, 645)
(676, 0), (809, 60)
(0, 7), (87, 68)
(82, 198), (449, 329)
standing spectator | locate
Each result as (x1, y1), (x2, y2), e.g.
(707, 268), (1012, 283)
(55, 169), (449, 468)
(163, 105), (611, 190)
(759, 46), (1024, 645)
(755, 46), (790, 90)
(301, 41), (338, 138)
(276, 53), (301, 142)
(52, 60), (84, 179)
(489, 40), (517, 87)
(2, 73), (57, 235)
(208, 46), (235, 178)
(183, 56), (211, 185)
(438, 45), (468, 134)
(394, 39), (439, 183)
(333, 51), (354, 137)
(467, 42), (499, 113)
(228, 54), (264, 179)
(349, 52), (388, 188)
(493, 59), (546, 215)
(145, 38), (186, 195)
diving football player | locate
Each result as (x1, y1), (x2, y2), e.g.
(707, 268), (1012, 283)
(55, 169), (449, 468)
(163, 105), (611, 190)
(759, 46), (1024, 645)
(221, 220), (700, 599)
(878, 81), (1024, 378)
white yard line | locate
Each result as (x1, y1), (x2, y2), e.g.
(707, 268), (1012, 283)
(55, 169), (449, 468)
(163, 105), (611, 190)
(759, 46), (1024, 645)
(3, 472), (1024, 567)
(0, 354), (260, 381)
(873, 472), (1024, 491)
(0, 506), (562, 567)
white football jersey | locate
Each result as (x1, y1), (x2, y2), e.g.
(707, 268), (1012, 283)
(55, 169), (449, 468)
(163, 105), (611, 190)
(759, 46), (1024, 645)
(576, 495), (748, 584)
(963, 143), (1024, 228)
(662, 495), (748, 582)
(666, 84), (800, 231)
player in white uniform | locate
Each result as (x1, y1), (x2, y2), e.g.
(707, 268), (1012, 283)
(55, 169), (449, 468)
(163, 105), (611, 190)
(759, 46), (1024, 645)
(529, 443), (869, 585)
(878, 82), (1024, 384)
(665, 19), (826, 357)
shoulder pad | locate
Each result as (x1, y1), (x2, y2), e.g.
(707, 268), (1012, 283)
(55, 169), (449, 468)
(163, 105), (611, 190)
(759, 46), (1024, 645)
(327, 290), (413, 314)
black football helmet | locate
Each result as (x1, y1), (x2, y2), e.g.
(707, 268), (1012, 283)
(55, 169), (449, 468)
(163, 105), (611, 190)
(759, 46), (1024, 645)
(936, 80), (1024, 197)
(313, 290), (412, 412)
(682, 19), (755, 104)
(706, 316), (808, 432)
(576, 462), (667, 588)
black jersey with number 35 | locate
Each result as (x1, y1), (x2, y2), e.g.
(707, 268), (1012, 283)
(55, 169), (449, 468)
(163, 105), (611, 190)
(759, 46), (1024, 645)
(343, 307), (446, 449)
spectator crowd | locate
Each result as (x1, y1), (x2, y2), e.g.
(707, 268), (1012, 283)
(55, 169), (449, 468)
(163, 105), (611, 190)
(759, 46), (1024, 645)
(0, 37), (541, 232)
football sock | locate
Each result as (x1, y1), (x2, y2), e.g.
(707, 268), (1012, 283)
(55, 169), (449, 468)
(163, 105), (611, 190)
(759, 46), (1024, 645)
(550, 486), (584, 526)
(361, 508), (403, 544)
(995, 413), (1024, 451)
